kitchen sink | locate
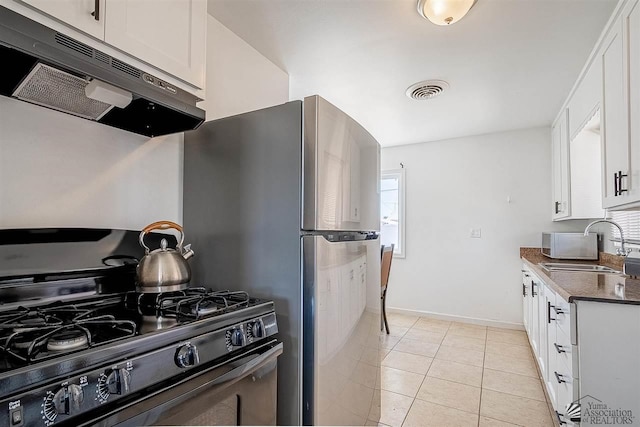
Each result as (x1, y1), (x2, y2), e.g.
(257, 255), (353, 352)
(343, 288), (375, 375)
(538, 262), (622, 274)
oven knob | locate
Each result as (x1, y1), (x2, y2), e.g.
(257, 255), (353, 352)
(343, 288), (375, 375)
(42, 392), (58, 422)
(230, 328), (246, 347)
(175, 343), (200, 368)
(106, 368), (131, 395)
(251, 319), (265, 339)
(52, 384), (84, 415)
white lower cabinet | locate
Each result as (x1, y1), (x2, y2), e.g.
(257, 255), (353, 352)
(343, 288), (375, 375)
(522, 264), (640, 426)
(522, 266), (578, 425)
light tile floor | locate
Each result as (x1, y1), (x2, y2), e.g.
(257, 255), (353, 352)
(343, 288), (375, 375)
(368, 313), (554, 427)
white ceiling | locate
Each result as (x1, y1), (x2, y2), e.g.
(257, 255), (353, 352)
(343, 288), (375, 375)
(208, 0), (616, 147)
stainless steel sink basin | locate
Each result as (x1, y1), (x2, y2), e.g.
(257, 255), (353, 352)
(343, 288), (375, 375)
(538, 262), (622, 274)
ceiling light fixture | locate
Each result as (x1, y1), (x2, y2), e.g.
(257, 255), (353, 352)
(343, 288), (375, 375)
(417, 0), (477, 26)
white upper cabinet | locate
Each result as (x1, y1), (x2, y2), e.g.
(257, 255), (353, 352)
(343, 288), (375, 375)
(552, 0), (640, 213)
(18, 0), (106, 39)
(627, 0), (640, 205)
(601, 15), (631, 208)
(601, 0), (640, 209)
(552, 111), (571, 220)
(104, 0), (206, 90)
(13, 0), (206, 90)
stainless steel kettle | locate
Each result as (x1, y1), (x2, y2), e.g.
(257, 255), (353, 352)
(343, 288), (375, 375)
(136, 221), (195, 293)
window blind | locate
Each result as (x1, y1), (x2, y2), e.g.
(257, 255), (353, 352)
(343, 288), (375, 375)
(610, 211), (640, 243)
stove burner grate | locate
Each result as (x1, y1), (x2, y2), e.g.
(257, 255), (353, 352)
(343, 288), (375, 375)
(0, 298), (136, 363)
(130, 288), (251, 321)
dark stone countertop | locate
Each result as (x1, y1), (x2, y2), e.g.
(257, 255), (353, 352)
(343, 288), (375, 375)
(520, 248), (640, 306)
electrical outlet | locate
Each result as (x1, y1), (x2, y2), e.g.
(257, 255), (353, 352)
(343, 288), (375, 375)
(470, 228), (482, 238)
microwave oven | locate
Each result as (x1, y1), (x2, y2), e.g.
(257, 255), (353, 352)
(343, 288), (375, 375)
(541, 232), (598, 260)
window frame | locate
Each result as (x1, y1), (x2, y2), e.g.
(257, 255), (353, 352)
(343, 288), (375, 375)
(380, 168), (406, 258)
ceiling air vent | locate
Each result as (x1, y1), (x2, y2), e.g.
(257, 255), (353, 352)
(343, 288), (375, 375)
(406, 80), (449, 100)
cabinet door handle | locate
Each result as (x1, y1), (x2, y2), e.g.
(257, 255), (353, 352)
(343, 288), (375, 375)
(522, 283), (528, 297)
(547, 302), (552, 323)
(554, 343), (566, 353)
(91, 0), (100, 21)
(554, 371), (566, 384)
(555, 411), (567, 425)
(614, 172), (619, 196)
(619, 170), (628, 194)
(555, 201), (561, 214)
(531, 282), (537, 296)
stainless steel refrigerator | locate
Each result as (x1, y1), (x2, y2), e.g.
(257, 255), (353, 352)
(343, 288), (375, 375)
(183, 95), (381, 426)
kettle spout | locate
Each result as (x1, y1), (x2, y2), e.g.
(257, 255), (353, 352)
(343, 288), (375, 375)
(182, 244), (195, 260)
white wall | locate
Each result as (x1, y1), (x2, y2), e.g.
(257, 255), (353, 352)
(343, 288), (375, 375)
(201, 15), (289, 120)
(0, 97), (183, 230)
(0, 15), (289, 231)
(382, 127), (592, 326)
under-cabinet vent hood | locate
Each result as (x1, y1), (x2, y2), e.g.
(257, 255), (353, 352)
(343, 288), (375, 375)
(0, 6), (205, 137)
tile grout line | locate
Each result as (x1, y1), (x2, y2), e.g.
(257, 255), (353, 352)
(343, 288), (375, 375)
(478, 325), (488, 427)
(399, 318), (446, 427)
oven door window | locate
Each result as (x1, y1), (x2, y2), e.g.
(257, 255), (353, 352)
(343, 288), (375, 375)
(160, 393), (239, 426)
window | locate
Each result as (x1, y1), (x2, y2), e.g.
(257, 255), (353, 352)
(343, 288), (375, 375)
(380, 169), (405, 258)
(610, 211), (640, 245)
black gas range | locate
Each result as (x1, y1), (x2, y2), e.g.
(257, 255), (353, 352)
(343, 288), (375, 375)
(0, 229), (282, 427)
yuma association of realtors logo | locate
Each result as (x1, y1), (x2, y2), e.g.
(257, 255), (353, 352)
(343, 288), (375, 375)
(566, 395), (635, 425)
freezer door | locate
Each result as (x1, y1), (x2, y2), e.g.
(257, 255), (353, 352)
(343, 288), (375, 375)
(302, 235), (381, 426)
(303, 96), (381, 232)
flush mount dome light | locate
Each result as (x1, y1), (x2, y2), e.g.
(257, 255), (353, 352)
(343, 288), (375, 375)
(406, 80), (449, 100)
(417, 0), (477, 26)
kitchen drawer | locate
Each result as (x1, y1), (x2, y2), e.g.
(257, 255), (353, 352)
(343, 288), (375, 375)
(555, 359), (579, 426)
(552, 296), (573, 340)
(552, 327), (579, 379)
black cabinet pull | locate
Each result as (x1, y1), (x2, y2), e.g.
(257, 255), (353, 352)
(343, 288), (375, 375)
(91, 0), (100, 20)
(555, 201), (561, 214)
(556, 411), (567, 425)
(619, 170), (628, 194)
(547, 302), (552, 323)
(522, 283), (528, 297)
(531, 281), (537, 296)
(554, 371), (566, 384)
(615, 171), (619, 196)
(554, 343), (566, 353)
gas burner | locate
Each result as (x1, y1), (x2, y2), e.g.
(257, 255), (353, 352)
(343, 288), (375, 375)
(46, 329), (89, 352)
(192, 299), (219, 317)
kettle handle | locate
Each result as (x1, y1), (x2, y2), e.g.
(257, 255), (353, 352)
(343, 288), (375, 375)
(139, 221), (185, 253)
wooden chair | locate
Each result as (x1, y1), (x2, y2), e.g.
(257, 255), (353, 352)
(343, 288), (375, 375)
(381, 244), (394, 334)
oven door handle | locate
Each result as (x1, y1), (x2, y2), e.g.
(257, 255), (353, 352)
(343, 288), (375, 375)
(210, 342), (283, 387)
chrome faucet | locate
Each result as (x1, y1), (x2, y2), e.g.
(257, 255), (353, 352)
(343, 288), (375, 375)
(584, 219), (631, 257)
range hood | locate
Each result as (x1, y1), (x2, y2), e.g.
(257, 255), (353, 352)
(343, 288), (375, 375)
(0, 6), (205, 137)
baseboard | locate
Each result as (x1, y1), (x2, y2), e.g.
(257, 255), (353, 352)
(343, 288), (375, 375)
(387, 306), (525, 331)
